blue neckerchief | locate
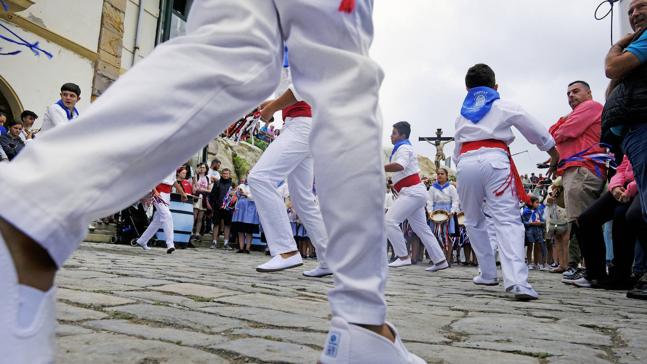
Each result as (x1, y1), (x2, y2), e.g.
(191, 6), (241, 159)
(56, 99), (79, 121)
(460, 86), (500, 123)
(432, 181), (450, 191)
(390, 139), (411, 162)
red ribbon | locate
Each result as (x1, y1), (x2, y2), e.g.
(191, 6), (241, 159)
(338, 0), (355, 13)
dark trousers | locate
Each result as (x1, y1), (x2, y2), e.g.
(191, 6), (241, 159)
(623, 124), (647, 221)
(578, 192), (644, 281)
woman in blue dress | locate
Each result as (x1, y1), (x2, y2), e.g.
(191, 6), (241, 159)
(232, 176), (260, 254)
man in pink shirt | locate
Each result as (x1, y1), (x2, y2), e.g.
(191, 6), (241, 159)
(549, 80), (606, 284)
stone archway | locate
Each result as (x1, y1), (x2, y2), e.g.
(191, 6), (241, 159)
(0, 74), (23, 121)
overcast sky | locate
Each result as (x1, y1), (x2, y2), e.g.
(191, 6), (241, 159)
(370, 0), (620, 175)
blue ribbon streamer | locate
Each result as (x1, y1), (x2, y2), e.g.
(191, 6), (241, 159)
(0, 1), (8, 12)
(557, 143), (616, 177)
(0, 22), (53, 58)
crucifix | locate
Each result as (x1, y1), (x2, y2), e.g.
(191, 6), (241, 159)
(419, 128), (454, 170)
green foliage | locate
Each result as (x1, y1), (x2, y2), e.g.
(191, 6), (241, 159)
(245, 138), (269, 151)
(232, 153), (250, 180)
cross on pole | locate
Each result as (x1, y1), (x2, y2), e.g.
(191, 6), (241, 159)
(419, 128), (454, 170)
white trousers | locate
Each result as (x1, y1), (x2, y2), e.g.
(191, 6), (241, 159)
(386, 184), (446, 263)
(0, 0), (386, 325)
(248, 117), (328, 265)
(136, 193), (174, 249)
(457, 149), (531, 290)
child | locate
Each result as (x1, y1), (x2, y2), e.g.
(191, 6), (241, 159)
(522, 196), (547, 270)
(545, 179), (570, 273)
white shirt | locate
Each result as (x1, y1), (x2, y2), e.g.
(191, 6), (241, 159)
(208, 169), (220, 183)
(390, 143), (419, 184)
(453, 99), (555, 162)
(427, 183), (460, 213)
(40, 102), (79, 133)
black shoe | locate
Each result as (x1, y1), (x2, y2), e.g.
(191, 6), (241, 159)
(265, 250), (271, 256)
(236, 249), (245, 254)
(166, 247), (175, 254)
(187, 242), (196, 248)
(594, 277), (634, 290)
(245, 249), (250, 254)
(627, 276), (647, 300)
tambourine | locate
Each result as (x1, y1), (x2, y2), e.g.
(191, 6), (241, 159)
(456, 212), (465, 226)
(429, 210), (450, 223)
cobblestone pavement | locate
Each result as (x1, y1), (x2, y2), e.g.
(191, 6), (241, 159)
(55, 242), (647, 364)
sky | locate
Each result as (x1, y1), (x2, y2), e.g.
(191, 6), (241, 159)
(370, 0), (623, 175)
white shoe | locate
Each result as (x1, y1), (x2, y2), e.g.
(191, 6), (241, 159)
(303, 265), (333, 278)
(472, 275), (499, 286)
(256, 254), (303, 272)
(507, 285), (539, 300)
(0, 231), (57, 363)
(319, 317), (426, 364)
(388, 257), (412, 268)
(135, 239), (151, 251)
(425, 260), (449, 272)
(209, 241), (217, 249)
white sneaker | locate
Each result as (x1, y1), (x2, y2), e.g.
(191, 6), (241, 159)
(388, 257), (412, 268)
(0, 232), (57, 363)
(136, 240), (151, 251)
(303, 265), (333, 278)
(508, 285), (539, 301)
(425, 260), (449, 272)
(210, 240), (217, 249)
(256, 254), (303, 272)
(472, 275), (499, 286)
(319, 317), (426, 364)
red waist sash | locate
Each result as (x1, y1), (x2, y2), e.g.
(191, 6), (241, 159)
(394, 173), (421, 193)
(156, 183), (172, 194)
(460, 139), (529, 204)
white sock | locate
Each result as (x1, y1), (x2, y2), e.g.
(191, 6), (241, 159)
(18, 284), (46, 327)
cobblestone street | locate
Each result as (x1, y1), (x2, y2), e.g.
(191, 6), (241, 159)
(55, 242), (647, 364)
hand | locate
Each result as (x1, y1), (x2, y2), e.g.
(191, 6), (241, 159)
(620, 190), (632, 203)
(181, 193), (188, 202)
(547, 164), (558, 179)
(617, 32), (636, 48)
(612, 186), (626, 202)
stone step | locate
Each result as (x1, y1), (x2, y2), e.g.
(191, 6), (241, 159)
(85, 233), (113, 244)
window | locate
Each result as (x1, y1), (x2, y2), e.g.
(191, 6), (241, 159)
(158, 0), (193, 42)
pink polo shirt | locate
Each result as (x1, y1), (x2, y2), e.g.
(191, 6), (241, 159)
(549, 100), (605, 176)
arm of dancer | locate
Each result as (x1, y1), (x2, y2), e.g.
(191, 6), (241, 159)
(259, 88), (299, 121)
(509, 105), (560, 177)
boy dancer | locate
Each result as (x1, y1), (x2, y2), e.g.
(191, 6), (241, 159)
(454, 64), (559, 300)
(40, 83), (81, 133)
(386, 121), (449, 272)
(135, 171), (187, 254)
(0, 1), (424, 363)
(249, 86), (331, 277)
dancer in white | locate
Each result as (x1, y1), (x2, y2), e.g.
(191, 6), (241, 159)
(386, 121), (449, 272)
(0, 1), (424, 363)
(454, 64), (559, 300)
(135, 171), (187, 254)
(250, 85), (331, 277)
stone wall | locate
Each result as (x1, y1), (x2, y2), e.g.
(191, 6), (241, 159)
(92, 0), (126, 100)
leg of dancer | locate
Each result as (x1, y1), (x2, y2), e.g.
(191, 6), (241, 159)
(0, 1), (423, 363)
(249, 87), (330, 277)
(385, 122), (448, 272)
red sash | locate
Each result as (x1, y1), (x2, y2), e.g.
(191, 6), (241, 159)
(339, 0), (355, 13)
(156, 183), (172, 194)
(282, 101), (312, 120)
(460, 139), (530, 204)
(393, 174), (421, 193)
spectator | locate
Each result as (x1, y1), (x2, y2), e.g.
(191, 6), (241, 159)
(0, 120), (25, 161)
(549, 80), (605, 282)
(232, 176), (260, 254)
(192, 163), (211, 240)
(545, 179), (570, 273)
(530, 173), (538, 185)
(19, 110), (39, 142)
(40, 83), (81, 133)
(572, 156), (646, 289)
(208, 159), (221, 184)
(522, 196), (547, 270)
(0, 111), (7, 136)
(175, 166), (193, 195)
(208, 168), (233, 248)
(603, 0), (647, 299)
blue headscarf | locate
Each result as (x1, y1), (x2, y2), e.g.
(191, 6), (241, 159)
(460, 86), (500, 123)
(432, 181), (450, 191)
(390, 139), (411, 162)
(56, 99), (79, 120)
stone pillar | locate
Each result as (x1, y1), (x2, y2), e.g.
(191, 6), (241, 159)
(92, 0), (126, 101)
